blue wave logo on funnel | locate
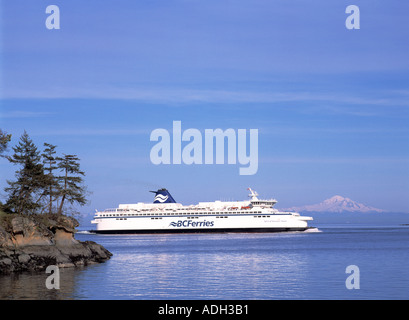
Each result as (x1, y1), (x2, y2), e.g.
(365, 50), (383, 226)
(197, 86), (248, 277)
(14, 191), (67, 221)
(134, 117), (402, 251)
(150, 188), (177, 203)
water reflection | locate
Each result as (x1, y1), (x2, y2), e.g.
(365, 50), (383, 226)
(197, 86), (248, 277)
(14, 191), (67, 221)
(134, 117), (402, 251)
(0, 232), (314, 299)
(0, 267), (84, 300)
(75, 232), (311, 299)
(2, 228), (409, 299)
(7, 230), (394, 299)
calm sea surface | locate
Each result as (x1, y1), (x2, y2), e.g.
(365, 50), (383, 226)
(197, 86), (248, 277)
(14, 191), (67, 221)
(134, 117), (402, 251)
(1, 224), (408, 300)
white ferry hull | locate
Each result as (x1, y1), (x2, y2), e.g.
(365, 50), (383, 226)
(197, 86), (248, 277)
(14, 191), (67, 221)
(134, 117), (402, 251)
(91, 188), (313, 234)
(92, 214), (311, 234)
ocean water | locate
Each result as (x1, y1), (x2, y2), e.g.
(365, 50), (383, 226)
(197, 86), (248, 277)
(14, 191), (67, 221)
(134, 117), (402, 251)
(1, 225), (408, 300)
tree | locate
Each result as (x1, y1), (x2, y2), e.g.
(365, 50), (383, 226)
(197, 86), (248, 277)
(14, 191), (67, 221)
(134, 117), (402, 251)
(0, 129), (12, 157)
(3, 132), (90, 216)
(56, 154), (88, 215)
(4, 131), (48, 215)
(42, 143), (60, 215)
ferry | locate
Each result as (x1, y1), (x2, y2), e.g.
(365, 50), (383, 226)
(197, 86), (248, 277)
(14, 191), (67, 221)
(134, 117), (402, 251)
(91, 188), (313, 234)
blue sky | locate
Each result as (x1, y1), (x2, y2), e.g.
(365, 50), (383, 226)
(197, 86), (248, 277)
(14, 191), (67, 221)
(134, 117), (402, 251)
(1, 0), (409, 214)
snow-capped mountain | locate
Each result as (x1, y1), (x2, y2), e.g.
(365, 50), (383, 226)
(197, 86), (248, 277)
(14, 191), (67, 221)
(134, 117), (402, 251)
(282, 195), (385, 213)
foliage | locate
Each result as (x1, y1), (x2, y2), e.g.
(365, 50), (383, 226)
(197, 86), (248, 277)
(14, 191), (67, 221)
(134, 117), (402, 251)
(56, 154), (88, 215)
(4, 131), (48, 215)
(0, 129), (12, 157)
(2, 131), (89, 216)
(42, 143), (60, 215)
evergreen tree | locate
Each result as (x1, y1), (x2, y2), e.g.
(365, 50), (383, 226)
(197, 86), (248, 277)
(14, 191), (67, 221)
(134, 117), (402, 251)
(56, 154), (88, 215)
(42, 143), (60, 215)
(0, 129), (12, 157)
(4, 131), (47, 215)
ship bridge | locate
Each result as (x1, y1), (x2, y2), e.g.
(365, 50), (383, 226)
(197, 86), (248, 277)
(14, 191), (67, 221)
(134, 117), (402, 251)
(248, 188), (277, 208)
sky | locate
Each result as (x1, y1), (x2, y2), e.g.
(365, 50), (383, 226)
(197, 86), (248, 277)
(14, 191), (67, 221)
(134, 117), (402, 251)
(0, 0), (409, 216)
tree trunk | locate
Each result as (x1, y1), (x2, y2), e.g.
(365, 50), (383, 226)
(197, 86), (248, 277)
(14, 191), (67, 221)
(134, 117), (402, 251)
(57, 168), (68, 215)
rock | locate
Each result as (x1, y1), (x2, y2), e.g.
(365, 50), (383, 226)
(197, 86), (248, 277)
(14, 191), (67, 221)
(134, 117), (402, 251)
(54, 228), (79, 246)
(11, 216), (34, 235)
(83, 241), (112, 262)
(10, 216), (54, 246)
(17, 254), (31, 264)
(0, 214), (112, 274)
(0, 257), (12, 265)
(47, 215), (79, 234)
(0, 225), (13, 247)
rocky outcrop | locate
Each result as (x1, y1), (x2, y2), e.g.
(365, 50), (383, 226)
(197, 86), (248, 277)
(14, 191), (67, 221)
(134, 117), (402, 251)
(0, 214), (112, 274)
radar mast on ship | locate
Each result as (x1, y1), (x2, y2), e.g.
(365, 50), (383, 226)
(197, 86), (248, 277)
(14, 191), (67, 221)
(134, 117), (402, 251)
(247, 188), (259, 201)
(248, 187), (277, 208)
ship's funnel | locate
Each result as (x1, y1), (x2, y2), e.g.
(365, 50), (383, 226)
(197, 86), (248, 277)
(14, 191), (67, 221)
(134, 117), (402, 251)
(150, 188), (177, 203)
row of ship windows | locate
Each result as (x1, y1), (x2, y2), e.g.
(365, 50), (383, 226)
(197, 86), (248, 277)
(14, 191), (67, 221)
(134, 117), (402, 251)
(114, 208), (232, 212)
(99, 211), (263, 217)
(114, 215), (271, 221)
